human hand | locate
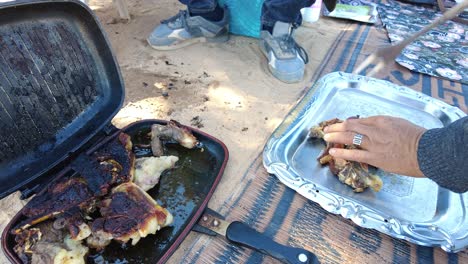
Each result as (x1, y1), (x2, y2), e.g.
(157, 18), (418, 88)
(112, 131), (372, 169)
(323, 116), (427, 177)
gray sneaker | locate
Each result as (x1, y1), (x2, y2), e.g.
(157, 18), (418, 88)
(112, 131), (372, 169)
(259, 22), (309, 83)
(147, 9), (229, 50)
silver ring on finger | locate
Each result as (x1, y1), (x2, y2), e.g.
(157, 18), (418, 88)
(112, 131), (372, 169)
(352, 133), (364, 146)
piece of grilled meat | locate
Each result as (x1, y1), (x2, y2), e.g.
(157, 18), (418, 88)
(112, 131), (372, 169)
(53, 207), (92, 241)
(14, 221), (88, 264)
(72, 133), (135, 196)
(308, 118), (341, 139)
(87, 182), (173, 249)
(14, 228), (41, 263)
(16, 176), (95, 233)
(134, 156), (179, 191)
(92, 133), (135, 186)
(16, 133), (135, 233)
(309, 118), (383, 192)
(150, 120), (198, 157)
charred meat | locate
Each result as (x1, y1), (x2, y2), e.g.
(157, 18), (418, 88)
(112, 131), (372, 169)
(17, 177), (95, 233)
(87, 182), (173, 248)
(14, 222), (88, 264)
(134, 156), (179, 191)
(309, 118), (383, 192)
(151, 120), (198, 156)
(14, 228), (41, 263)
(17, 133), (135, 232)
(92, 133), (135, 185)
(56, 208), (92, 241)
(12, 128), (181, 263)
(72, 133), (135, 196)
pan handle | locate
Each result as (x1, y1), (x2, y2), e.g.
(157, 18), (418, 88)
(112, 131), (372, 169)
(226, 221), (320, 264)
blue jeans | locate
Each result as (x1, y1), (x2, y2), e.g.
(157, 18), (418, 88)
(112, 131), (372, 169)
(179, 0), (315, 28)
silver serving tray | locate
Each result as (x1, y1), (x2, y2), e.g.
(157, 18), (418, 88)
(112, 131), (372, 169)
(263, 72), (468, 253)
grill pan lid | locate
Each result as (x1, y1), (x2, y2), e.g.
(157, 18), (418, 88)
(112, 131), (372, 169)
(0, 0), (124, 199)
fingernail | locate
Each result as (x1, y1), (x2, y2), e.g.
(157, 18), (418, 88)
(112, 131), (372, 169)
(329, 148), (336, 155)
(323, 134), (330, 141)
(323, 126), (329, 133)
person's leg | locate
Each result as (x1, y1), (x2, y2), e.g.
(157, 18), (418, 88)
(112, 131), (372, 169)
(179, 0), (216, 12)
(179, 0), (224, 21)
(259, 0), (314, 83)
(261, 0), (315, 32)
(147, 0), (229, 50)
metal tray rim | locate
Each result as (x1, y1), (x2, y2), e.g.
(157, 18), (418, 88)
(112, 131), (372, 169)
(263, 71), (468, 253)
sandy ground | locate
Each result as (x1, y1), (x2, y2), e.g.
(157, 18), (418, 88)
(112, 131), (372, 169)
(0, 0), (347, 262)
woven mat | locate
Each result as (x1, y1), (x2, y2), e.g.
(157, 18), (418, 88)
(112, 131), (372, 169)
(378, 0), (468, 84)
(179, 7), (468, 264)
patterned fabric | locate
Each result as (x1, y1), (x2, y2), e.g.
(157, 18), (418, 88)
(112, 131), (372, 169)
(398, 0), (468, 20)
(378, 1), (468, 84)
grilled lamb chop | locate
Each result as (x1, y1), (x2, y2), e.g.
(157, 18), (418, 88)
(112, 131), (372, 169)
(92, 132), (135, 186)
(150, 120), (198, 156)
(87, 182), (173, 248)
(309, 118), (383, 192)
(16, 177), (95, 233)
(16, 133), (135, 233)
(134, 156), (179, 191)
(72, 132), (135, 196)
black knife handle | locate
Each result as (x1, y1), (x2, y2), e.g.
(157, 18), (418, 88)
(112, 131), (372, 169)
(225, 221), (319, 264)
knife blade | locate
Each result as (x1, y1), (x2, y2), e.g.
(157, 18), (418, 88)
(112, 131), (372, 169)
(193, 208), (319, 264)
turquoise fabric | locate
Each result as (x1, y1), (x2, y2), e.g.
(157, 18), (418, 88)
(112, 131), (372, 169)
(219, 0), (265, 38)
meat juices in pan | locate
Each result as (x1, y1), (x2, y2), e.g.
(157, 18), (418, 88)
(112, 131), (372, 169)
(12, 121), (198, 264)
(309, 118), (383, 193)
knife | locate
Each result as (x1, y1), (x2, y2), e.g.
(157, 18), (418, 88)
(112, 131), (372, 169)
(192, 208), (319, 264)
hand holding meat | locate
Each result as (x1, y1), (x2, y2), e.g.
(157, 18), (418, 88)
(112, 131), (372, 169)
(309, 118), (382, 192)
(323, 116), (426, 177)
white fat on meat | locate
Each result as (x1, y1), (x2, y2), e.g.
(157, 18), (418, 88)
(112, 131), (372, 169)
(31, 235), (88, 264)
(53, 237), (88, 264)
(134, 156), (179, 191)
(71, 223), (91, 241)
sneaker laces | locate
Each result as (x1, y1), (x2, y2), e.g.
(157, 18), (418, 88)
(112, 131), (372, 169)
(161, 10), (189, 29)
(294, 41), (309, 64)
(160, 10), (221, 37)
(278, 33), (309, 64)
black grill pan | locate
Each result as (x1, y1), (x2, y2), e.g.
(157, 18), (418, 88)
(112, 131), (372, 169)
(3, 120), (229, 264)
(0, 1), (231, 263)
(0, 0), (124, 199)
